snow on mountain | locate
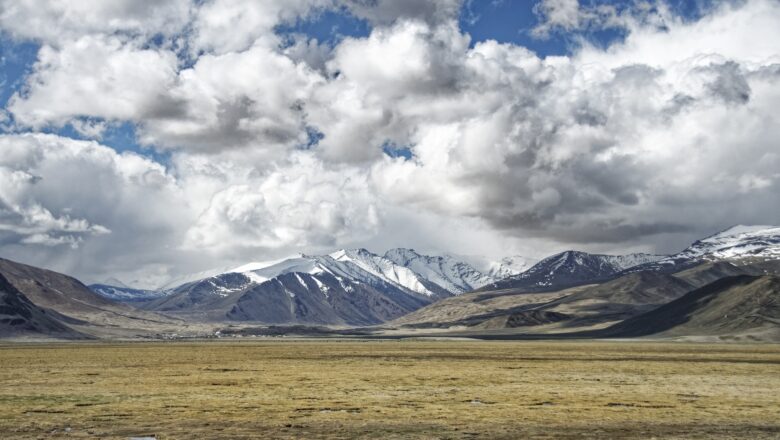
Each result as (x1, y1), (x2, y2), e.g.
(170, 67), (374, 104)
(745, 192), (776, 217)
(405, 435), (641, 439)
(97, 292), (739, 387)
(626, 225), (780, 273)
(160, 249), (455, 309)
(154, 255), (302, 291)
(483, 251), (665, 292)
(144, 251), (440, 325)
(234, 252), (446, 297)
(157, 266), (239, 291)
(329, 249), (449, 297)
(103, 277), (130, 289)
(485, 256), (539, 280)
(605, 253), (666, 271)
(383, 248), (496, 294)
(162, 248), (501, 308)
(672, 225), (780, 262)
(89, 284), (167, 302)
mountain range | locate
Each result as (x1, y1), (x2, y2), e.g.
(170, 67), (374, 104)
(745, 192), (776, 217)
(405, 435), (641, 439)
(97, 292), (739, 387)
(135, 248), (516, 325)
(1, 224), (779, 340)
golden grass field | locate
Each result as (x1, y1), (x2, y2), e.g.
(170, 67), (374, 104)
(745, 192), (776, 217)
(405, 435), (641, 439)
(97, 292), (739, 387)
(0, 340), (779, 439)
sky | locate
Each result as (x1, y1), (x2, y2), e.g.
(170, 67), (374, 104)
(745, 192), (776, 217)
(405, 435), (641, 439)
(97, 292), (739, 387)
(0, 0), (778, 288)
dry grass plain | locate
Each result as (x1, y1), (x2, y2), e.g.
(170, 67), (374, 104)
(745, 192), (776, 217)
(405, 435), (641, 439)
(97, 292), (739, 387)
(0, 340), (779, 439)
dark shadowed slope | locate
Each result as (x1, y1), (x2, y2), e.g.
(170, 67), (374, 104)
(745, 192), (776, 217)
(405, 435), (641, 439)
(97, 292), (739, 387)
(600, 275), (780, 340)
(0, 273), (86, 339)
(0, 258), (118, 315)
(554, 271), (694, 307)
(0, 258), (184, 338)
(540, 271), (695, 329)
(668, 261), (750, 288)
(147, 270), (429, 326)
(393, 270), (694, 330)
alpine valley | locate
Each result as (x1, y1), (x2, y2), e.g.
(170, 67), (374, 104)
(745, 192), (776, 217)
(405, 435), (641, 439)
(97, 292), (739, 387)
(1, 225), (779, 341)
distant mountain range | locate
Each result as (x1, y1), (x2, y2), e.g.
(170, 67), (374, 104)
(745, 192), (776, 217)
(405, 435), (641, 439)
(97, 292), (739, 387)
(634, 225), (780, 269)
(481, 225), (780, 293)
(390, 225), (780, 341)
(133, 248), (523, 325)
(2, 224), (780, 340)
(480, 251), (665, 292)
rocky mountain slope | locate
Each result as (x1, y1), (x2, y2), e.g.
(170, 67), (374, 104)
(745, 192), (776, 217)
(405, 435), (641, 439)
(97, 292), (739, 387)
(480, 251), (664, 292)
(383, 248), (497, 293)
(630, 225), (780, 273)
(0, 273), (85, 339)
(4, 224), (779, 338)
(484, 255), (539, 280)
(0, 258), (185, 338)
(600, 275), (780, 340)
(389, 226), (780, 336)
(539, 271), (695, 329)
(143, 252), (435, 325)
(141, 248), (519, 325)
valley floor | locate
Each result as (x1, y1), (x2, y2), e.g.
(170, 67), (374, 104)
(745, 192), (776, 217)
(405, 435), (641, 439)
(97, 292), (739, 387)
(0, 340), (779, 439)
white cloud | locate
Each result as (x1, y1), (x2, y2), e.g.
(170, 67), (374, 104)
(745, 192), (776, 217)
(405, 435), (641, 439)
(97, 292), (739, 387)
(8, 35), (179, 129)
(531, 0), (626, 39)
(356, 0), (780, 244)
(0, 0), (192, 44)
(190, 0), (336, 55)
(138, 43), (324, 153)
(184, 153), (380, 251)
(344, 0), (463, 27)
(0, 0), (779, 285)
(0, 133), (188, 285)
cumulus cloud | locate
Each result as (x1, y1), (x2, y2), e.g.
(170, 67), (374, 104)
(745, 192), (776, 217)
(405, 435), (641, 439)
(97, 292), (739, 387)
(531, 0), (622, 38)
(345, 0), (780, 244)
(190, 0), (336, 55)
(0, 0), (192, 44)
(0, 134), (189, 284)
(184, 154), (379, 251)
(8, 35), (179, 129)
(0, 0), (779, 284)
(138, 44), (323, 153)
(344, 0), (463, 27)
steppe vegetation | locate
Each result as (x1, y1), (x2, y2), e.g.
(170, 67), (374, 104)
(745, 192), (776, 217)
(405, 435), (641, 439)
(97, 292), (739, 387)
(1, 340), (778, 439)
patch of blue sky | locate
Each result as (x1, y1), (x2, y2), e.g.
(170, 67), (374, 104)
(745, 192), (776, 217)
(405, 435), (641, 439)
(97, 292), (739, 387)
(271, 1), (706, 59)
(0, 34), (38, 108)
(50, 120), (173, 166)
(276, 7), (371, 47)
(459, 0), (717, 57)
(300, 126), (325, 150)
(460, 0), (569, 56)
(0, 35), (169, 165)
(382, 142), (414, 160)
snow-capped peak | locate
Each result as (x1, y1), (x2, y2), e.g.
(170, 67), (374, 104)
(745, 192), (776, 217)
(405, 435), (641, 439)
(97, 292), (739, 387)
(706, 224), (777, 238)
(102, 277), (130, 289)
(383, 248), (496, 294)
(229, 255), (303, 274)
(484, 250), (666, 291)
(607, 253), (666, 271)
(672, 225), (780, 262)
(484, 255), (538, 280)
(328, 248), (438, 296)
